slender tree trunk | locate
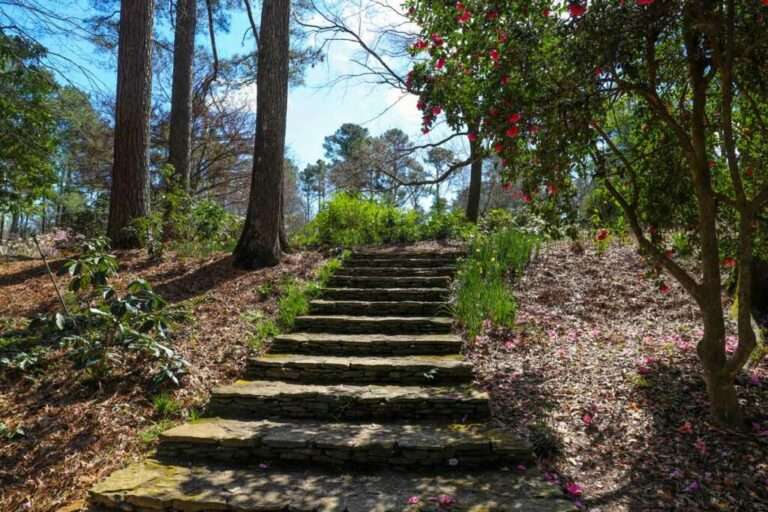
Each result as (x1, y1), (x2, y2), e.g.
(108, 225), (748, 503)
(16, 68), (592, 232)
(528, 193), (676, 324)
(107, 0), (154, 249)
(465, 134), (483, 223)
(168, 0), (196, 193)
(233, 0), (290, 269)
(0, 214), (5, 241)
(10, 211), (19, 235)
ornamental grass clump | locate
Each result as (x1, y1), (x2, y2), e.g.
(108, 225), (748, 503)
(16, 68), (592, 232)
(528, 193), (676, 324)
(454, 228), (539, 339)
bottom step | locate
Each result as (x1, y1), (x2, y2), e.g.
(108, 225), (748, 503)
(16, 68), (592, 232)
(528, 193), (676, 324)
(90, 460), (576, 511)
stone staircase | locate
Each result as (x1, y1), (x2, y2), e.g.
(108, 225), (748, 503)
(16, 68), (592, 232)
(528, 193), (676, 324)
(89, 249), (575, 511)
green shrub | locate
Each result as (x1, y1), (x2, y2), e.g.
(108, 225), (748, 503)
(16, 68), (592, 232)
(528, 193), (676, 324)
(455, 228), (539, 339)
(295, 193), (471, 248)
(152, 392), (182, 418)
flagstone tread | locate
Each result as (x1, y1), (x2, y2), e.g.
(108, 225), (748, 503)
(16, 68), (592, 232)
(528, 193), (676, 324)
(345, 258), (461, 268)
(321, 288), (450, 302)
(328, 276), (451, 289)
(156, 418), (532, 467)
(208, 380), (489, 421)
(90, 460), (576, 512)
(269, 333), (463, 356)
(334, 267), (457, 277)
(293, 315), (453, 334)
(309, 300), (451, 317)
(351, 250), (465, 259)
(247, 354), (471, 384)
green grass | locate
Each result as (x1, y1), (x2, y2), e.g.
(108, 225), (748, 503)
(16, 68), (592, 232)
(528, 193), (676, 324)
(138, 419), (176, 445)
(152, 393), (181, 418)
(454, 228), (539, 339)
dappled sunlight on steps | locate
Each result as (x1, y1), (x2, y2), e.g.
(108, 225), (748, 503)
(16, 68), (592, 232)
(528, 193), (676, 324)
(89, 249), (575, 511)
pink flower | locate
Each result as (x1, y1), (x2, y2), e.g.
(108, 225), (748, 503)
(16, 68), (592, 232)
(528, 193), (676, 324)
(436, 494), (456, 508)
(749, 373), (761, 386)
(582, 413), (593, 427)
(407, 496), (421, 505)
(659, 282), (671, 294)
(694, 438), (707, 455)
(565, 482), (583, 497)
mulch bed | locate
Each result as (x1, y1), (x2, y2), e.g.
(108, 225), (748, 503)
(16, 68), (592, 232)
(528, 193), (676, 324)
(0, 249), (324, 511)
(469, 241), (768, 511)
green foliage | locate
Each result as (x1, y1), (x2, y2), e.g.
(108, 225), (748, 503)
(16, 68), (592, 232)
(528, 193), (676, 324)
(29, 238), (188, 385)
(455, 228), (539, 339)
(138, 419), (175, 445)
(0, 31), (58, 220)
(296, 193), (471, 248)
(276, 280), (312, 331)
(152, 393), (182, 418)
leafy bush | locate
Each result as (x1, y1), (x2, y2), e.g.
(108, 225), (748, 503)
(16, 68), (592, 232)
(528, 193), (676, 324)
(295, 193), (471, 248)
(454, 228), (539, 339)
(30, 238), (189, 385)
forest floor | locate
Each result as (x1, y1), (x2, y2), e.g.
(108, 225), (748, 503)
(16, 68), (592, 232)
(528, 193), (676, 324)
(2, 241), (767, 511)
(0, 248), (324, 511)
(469, 241), (768, 511)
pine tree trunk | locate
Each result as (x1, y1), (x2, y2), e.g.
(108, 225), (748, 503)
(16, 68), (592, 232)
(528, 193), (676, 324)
(233, 0), (290, 269)
(168, 0), (196, 193)
(465, 135), (483, 223)
(107, 0), (154, 249)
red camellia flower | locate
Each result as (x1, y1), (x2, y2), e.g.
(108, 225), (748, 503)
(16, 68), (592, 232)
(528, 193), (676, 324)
(637, 0), (655, 5)
(494, 143), (504, 153)
(543, 8), (550, 17)
(500, 75), (510, 85)
(457, 9), (472, 23)
(506, 125), (520, 137)
(595, 229), (609, 241)
(436, 57), (446, 69)
(431, 33), (444, 46)
(508, 112), (522, 124)
(421, 127), (430, 134)
(547, 183), (558, 196)
(416, 101), (425, 111)
(431, 106), (442, 115)
(568, 2), (587, 17)
(489, 49), (500, 62)
(502, 182), (512, 191)
(413, 39), (428, 51)
(486, 10), (498, 20)
(722, 257), (737, 268)
(523, 193), (532, 204)
(468, 132), (478, 142)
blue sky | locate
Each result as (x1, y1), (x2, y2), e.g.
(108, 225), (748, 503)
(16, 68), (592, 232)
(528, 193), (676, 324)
(15, 0), (463, 170)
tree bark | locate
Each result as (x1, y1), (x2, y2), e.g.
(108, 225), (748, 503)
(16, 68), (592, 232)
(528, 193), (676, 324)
(465, 134), (483, 223)
(107, 0), (154, 249)
(233, 0), (290, 269)
(168, 0), (196, 193)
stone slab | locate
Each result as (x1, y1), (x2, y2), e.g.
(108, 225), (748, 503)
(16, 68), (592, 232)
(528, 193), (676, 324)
(156, 419), (532, 468)
(321, 288), (450, 302)
(293, 316), (453, 334)
(334, 267), (457, 277)
(247, 354), (470, 384)
(328, 276), (452, 289)
(90, 460), (576, 512)
(208, 380), (489, 421)
(308, 300), (451, 318)
(269, 333), (463, 356)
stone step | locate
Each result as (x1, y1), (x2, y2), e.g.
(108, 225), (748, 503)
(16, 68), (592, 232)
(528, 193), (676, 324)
(335, 266), (456, 277)
(156, 419), (532, 468)
(309, 299), (450, 317)
(247, 354), (471, 384)
(208, 380), (490, 421)
(327, 275), (451, 289)
(345, 257), (461, 268)
(321, 287), (450, 302)
(351, 250), (465, 260)
(293, 315), (453, 334)
(91, 460), (576, 512)
(270, 333), (463, 356)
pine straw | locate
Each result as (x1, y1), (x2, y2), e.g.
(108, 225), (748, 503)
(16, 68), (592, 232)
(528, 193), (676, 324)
(469, 241), (768, 511)
(0, 249), (324, 511)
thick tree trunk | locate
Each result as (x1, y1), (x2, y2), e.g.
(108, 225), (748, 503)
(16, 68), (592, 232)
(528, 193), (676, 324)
(465, 135), (482, 223)
(233, 0), (290, 269)
(168, 0), (196, 193)
(107, 0), (154, 249)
